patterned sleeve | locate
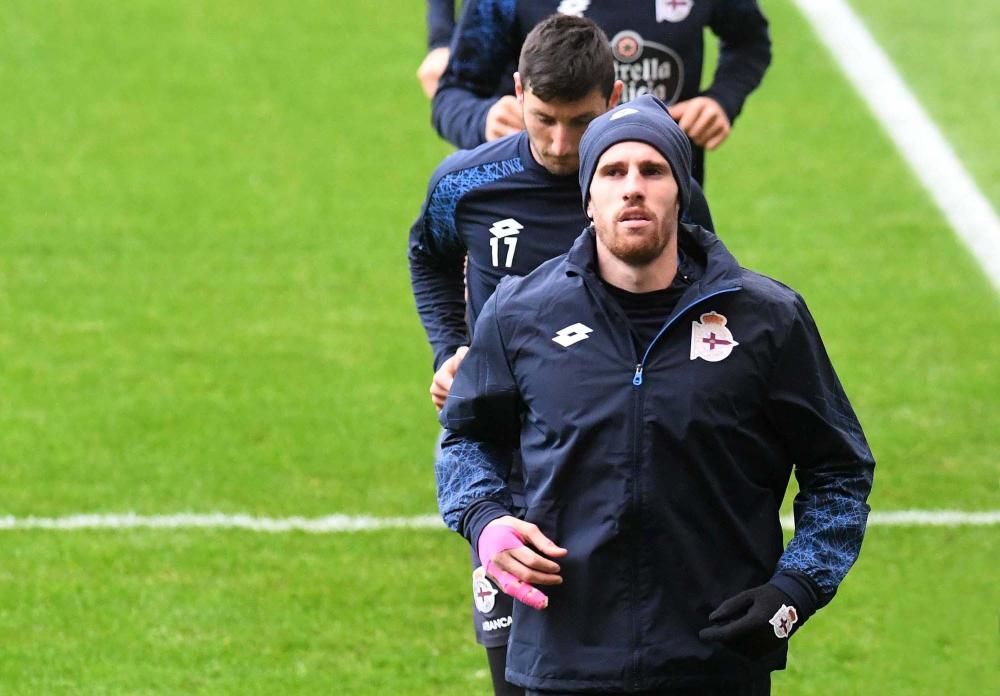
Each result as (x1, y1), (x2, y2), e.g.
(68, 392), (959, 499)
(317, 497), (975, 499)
(436, 287), (522, 536)
(435, 435), (514, 533)
(431, 0), (518, 148)
(408, 162), (473, 371)
(766, 295), (876, 605)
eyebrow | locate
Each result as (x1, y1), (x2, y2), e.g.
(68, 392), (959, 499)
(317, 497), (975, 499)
(597, 159), (669, 171)
(531, 109), (601, 121)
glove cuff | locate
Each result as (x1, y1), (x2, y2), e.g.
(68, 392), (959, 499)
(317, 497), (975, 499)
(769, 571), (820, 624)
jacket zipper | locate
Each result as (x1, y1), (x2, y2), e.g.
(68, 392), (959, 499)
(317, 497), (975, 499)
(628, 286), (739, 689)
(631, 287), (741, 386)
(629, 367), (644, 689)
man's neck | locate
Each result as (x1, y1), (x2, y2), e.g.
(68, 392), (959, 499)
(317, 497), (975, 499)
(596, 240), (678, 293)
(528, 139), (544, 168)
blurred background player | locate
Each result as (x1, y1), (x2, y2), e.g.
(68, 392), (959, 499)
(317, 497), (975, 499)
(417, 0), (455, 98)
(431, 0), (772, 186)
(418, 0), (518, 101)
(409, 15), (714, 695)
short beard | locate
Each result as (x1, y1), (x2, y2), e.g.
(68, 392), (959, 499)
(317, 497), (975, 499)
(596, 218), (676, 267)
(539, 154), (578, 176)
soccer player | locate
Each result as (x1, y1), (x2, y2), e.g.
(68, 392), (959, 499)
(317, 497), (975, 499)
(436, 95), (875, 694)
(431, 0), (772, 186)
(409, 15), (713, 695)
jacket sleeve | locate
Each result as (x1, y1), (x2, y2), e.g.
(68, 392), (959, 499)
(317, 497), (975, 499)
(408, 168), (470, 371)
(427, 0), (456, 49)
(431, 0), (518, 148)
(435, 287), (521, 543)
(702, 0), (772, 123)
(765, 295), (875, 609)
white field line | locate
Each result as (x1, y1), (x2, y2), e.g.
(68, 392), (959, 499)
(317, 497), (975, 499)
(792, 0), (1000, 292)
(0, 513), (444, 533)
(0, 510), (997, 533)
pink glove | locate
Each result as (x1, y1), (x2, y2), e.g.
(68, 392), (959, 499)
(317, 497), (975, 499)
(477, 524), (549, 610)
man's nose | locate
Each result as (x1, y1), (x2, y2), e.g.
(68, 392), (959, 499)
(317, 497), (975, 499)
(550, 125), (573, 156)
(622, 169), (645, 199)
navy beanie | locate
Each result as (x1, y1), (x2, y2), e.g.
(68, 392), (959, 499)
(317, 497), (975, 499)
(578, 94), (692, 217)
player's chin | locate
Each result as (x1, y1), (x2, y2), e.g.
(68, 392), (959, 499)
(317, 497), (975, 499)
(543, 156), (578, 176)
(611, 233), (668, 266)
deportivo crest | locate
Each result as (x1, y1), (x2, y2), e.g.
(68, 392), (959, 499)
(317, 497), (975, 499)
(472, 566), (499, 614)
(690, 311), (739, 362)
(769, 604), (799, 639)
(656, 0), (694, 23)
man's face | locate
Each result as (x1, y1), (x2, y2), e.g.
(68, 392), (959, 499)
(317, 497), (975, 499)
(586, 141), (680, 267)
(515, 75), (620, 176)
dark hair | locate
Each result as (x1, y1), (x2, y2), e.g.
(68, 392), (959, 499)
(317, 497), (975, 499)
(518, 14), (615, 103)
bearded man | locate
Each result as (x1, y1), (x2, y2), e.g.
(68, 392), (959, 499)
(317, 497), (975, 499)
(435, 94), (875, 695)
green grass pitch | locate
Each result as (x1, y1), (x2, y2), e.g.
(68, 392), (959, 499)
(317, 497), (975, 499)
(0, 0), (996, 693)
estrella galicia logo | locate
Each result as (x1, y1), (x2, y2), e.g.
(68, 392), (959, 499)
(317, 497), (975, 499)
(610, 30), (685, 104)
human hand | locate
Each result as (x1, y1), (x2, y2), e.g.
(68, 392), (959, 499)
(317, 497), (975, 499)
(430, 346), (468, 411)
(477, 516), (568, 610)
(699, 583), (802, 658)
(417, 46), (450, 98)
(670, 96), (732, 150)
(485, 96), (524, 141)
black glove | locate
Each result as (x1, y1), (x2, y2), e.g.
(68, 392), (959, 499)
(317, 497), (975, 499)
(699, 583), (803, 659)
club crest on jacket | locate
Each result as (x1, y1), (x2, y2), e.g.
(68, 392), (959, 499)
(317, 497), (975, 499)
(690, 311), (738, 362)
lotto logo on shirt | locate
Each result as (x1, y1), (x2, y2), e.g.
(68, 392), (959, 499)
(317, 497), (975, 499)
(610, 30), (684, 104)
(556, 0), (590, 16)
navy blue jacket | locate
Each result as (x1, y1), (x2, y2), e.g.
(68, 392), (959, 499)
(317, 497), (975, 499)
(432, 0), (771, 183)
(409, 131), (713, 371)
(437, 226), (875, 690)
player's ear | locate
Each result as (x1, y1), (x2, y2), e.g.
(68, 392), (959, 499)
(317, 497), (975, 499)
(608, 80), (624, 109)
(586, 198), (594, 220)
(514, 72), (524, 104)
